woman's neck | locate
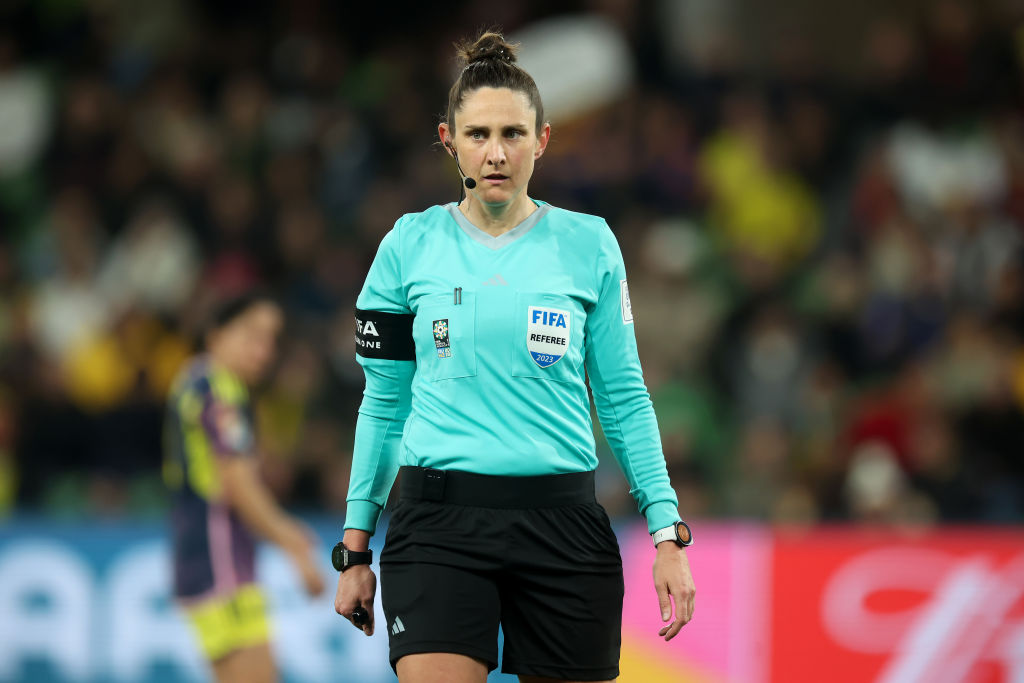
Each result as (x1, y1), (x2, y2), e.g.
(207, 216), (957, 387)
(458, 193), (536, 237)
(207, 351), (244, 385)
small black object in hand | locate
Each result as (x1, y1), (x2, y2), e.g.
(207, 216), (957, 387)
(351, 606), (369, 627)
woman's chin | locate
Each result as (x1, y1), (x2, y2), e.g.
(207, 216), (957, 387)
(475, 188), (519, 207)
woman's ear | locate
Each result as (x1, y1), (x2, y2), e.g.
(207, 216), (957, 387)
(535, 122), (552, 159)
(438, 122), (454, 157)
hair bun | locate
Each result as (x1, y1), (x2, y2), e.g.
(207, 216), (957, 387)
(458, 31), (518, 66)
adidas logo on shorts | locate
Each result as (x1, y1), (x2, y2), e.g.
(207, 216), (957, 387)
(391, 617), (406, 635)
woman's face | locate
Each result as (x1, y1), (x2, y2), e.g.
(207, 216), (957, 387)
(442, 87), (550, 208)
(208, 302), (283, 384)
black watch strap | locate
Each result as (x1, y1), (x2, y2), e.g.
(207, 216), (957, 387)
(332, 542), (373, 572)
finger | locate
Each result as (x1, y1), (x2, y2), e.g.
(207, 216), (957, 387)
(662, 585), (695, 640)
(334, 597), (357, 618)
(655, 593), (674, 637)
(334, 576), (347, 615)
(350, 605), (377, 634)
(656, 584), (672, 622)
(675, 584), (695, 624)
(354, 604), (375, 636)
(334, 591), (356, 616)
(664, 617), (685, 641)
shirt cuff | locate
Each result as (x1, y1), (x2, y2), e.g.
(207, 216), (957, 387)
(644, 501), (681, 534)
(343, 500), (383, 534)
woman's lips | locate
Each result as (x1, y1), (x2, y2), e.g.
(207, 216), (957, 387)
(483, 174), (508, 184)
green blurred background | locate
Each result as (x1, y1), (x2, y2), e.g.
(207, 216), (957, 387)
(1, 0), (1023, 528)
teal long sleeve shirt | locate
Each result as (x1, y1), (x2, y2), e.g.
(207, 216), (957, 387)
(345, 202), (680, 534)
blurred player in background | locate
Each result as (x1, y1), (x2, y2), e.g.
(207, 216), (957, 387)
(164, 291), (325, 683)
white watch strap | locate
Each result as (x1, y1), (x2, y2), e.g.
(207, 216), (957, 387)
(651, 524), (679, 547)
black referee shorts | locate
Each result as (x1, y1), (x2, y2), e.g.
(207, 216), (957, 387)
(380, 466), (624, 681)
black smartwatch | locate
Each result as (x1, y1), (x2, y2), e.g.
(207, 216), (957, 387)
(332, 542), (373, 572)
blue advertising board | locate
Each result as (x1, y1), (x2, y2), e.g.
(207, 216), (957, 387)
(0, 516), (526, 683)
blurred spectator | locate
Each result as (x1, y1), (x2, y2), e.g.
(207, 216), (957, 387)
(0, 32), (53, 193)
(632, 94), (702, 213)
(23, 187), (109, 362)
(96, 197), (201, 315)
(699, 91), (821, 289)
(857, 16), (924, 129)
(844, 440), (935, 525)
(47, 74), (118, 195)
(885, 120), (1006, 221)
(725, 417), (802, 519)
(63, 309), (189, 413)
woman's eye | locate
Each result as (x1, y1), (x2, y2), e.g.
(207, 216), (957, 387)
(507, 130), (521, 139)
(471, 132), (484, 140)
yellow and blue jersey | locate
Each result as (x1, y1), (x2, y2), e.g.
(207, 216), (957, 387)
(164, 356), (257, 601)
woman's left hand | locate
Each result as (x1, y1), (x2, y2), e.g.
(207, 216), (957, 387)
(652, 543), (695, 641)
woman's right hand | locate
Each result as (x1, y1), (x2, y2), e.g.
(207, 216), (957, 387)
(334, 565), (378, 636)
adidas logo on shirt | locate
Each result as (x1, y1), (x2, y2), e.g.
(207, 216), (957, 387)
(482, 273), (508, 286)
(391, 617), (406, 635)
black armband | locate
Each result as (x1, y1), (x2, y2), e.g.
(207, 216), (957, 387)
(355, 309), (415, 360)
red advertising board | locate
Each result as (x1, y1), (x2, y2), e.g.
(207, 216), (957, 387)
(770, 528), (1024, 683)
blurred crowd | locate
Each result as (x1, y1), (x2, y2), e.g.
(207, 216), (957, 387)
(1, 0), (1022, 525)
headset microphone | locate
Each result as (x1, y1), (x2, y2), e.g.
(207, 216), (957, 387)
(446, 142), (476, 190)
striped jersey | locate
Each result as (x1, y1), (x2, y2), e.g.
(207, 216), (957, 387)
(164, 356), (257, 601)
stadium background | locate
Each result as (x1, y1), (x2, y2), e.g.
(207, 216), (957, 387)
(0, 0), (1023, 681)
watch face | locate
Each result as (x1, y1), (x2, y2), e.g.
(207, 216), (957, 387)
(676, 521), (692, 544)
(332, 543), (345, 571)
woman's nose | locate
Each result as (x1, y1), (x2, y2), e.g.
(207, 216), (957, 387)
(486, 140), (506, 166)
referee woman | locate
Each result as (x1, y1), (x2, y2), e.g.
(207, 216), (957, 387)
(334, 31), (695, 683)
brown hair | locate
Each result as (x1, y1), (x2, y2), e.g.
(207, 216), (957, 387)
(446, 30), (545, 137)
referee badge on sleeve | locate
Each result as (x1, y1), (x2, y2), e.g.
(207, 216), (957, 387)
(527, 306), (570, 368)
(620, 279), (633, 324)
